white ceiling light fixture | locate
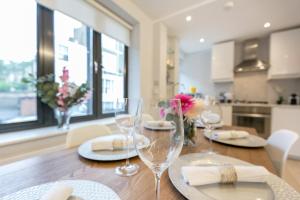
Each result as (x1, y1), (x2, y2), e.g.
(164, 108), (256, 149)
(199, 38), (205, 43)
(186, 15), (192, 22)
(224, 1), (235, 10)
(264, 22), (271, 28)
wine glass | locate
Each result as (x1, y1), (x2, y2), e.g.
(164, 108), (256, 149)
(114, 98), (142, 176)
(200, 96), (222, 154)
(134, 99), (184, 200)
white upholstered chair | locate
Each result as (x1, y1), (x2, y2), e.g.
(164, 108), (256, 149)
(266, 129), (299, 177)
(66, 125), (112, 148)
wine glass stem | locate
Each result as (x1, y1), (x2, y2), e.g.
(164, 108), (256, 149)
(125, 131), (131, 166)
(208, 128), (213, 152)
(154, 172), (161, 200)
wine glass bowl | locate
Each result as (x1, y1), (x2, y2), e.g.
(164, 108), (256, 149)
(114, 98), (141, 177)
(134, 99), (184, 200)
(200, 97), (223, 154)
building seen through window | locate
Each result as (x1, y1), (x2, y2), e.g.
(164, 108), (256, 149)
(101, 34), (125, 114)
(0, 0), (37, 124)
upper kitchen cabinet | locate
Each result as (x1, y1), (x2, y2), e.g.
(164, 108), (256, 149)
(211, 41), (235, 82)
(269, 28), (300, 79)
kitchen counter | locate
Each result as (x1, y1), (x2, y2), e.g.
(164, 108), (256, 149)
(220, 103), (300, 108)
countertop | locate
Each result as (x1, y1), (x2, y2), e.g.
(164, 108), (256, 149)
(220, 103), (300, 109)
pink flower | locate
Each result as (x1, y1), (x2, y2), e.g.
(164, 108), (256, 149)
(60, 67), (69, 83)
(159, 108), (166, 118)
(58, 84), (69, 98)
(174, 94), (194, 114)
(57, 98), (65, 107)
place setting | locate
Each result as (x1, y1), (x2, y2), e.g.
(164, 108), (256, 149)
(0, 180), (121, 200)
(197, 98), (267, 148)
(168, 152), (300, 200)
(78, 98), (150, 176)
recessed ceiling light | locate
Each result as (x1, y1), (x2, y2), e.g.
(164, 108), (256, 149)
(199, 38), (205, 43)
(224, 1), (235, 10)
(264, 22), (271, 28)
(186, 16), (192, 22)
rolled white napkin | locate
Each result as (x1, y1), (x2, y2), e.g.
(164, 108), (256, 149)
(212, 130), (249, 140)
(181, 165), (269, 186)
(40, 183), (73, 200)
(144, 120), (175, 130)
(91, 134), (142, 151)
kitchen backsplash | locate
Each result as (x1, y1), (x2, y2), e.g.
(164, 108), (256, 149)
(223, 71), (300, 104)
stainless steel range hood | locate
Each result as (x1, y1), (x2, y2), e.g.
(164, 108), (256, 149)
(234, 39), (269, 73)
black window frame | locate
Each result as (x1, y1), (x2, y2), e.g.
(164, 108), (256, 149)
(0, 4), (129, 133)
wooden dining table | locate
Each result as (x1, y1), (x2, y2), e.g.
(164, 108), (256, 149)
(0, 126), (277, 199)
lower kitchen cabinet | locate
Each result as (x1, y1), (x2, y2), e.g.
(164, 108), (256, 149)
(272, 106), (300, 159)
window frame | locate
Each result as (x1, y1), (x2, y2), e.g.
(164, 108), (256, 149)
(0, 4), (129, 133)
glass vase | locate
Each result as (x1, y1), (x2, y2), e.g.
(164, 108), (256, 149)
(54, 107), (73, 130)
(183, 119), (197, 146)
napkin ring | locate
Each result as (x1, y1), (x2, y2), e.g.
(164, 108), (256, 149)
(219, 166), (237, 184)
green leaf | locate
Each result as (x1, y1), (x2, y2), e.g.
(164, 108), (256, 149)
(166, 113), (175, 121)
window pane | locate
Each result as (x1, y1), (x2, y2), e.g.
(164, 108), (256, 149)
(101, 34), (125, 114)
(0, 0), (37, 124)
(54, 12), (93, 117)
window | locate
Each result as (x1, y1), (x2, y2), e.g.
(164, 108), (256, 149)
(58, 45), (69, 61)
(54, 11), (93, 117)
(0, 0), (37, 124)
(101, 34), (126, 114)
(0, 3), (128, 133)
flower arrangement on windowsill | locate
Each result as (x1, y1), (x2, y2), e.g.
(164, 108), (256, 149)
(22, 67), (90, 129)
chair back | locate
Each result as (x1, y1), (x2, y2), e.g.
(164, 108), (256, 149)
(66, 125), (112, 148)
(266, 129), (298, 177)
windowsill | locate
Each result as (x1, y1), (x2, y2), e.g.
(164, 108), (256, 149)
(0, 117), (115, 148)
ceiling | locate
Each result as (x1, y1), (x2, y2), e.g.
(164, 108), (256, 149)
(131, 0), (300, 53)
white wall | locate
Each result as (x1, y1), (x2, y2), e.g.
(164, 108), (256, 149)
(179, 50), (231, 96)
(153, 22), (167, 99)
(110, 0), (154, 108)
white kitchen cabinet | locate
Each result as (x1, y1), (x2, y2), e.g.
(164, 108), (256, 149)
(271, 106), (300, 159)
(220, 104), (232, 126)
(211, 41), (235, 82)
(269, 28), (300, 79)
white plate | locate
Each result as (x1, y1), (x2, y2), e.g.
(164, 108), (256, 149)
(78, 136), (150, 161)
(204, 131), (267, 147)
(0, 180), (120, 200)
(168, 153), (300, 200)
(143, 124), (176, 131)
(78, 139), (138, 161)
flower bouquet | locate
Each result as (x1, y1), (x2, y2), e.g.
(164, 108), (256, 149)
(22, 67), (90, 129)
(160, 94), (204, 145)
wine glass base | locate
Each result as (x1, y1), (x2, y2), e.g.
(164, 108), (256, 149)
(115, 164), (139, 176)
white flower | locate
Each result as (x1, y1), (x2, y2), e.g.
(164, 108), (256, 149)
(185, 99), (205, 119)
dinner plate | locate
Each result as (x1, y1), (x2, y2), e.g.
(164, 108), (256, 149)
(78, 135), (150, 161)
(204, 131), (267, 147)
(168, 153), (300, 200)
(78, 139), (138, 161)
(143, 124), (175, 131)
(0, 180), (120, 200)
